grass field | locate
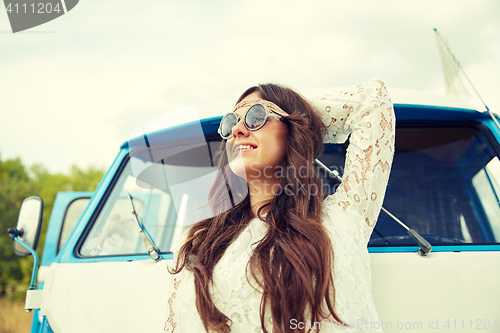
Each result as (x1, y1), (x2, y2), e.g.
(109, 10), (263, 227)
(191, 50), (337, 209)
(0, 297), (32, 333)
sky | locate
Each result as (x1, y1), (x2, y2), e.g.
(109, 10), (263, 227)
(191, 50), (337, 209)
(1, 0), (499, 174)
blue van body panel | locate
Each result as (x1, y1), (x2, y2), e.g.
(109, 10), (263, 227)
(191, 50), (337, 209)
(30, 309), (40, 333)
(392, 104), (489, 120)
(484, 118), (500, 142)
(39, 316), (54, 333)
(121, 116), (222, 150)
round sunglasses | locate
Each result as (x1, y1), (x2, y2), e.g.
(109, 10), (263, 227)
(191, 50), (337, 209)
(218, 100), (288, 140)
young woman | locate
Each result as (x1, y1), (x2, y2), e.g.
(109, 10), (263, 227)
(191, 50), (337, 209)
(165, 79), (395, 333)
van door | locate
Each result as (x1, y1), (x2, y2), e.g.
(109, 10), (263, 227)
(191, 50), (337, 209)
(39, 192), (93, 277)
(31, 192), (92, 333)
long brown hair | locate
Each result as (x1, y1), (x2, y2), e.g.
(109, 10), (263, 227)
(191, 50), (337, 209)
(170, 84), (343, 332)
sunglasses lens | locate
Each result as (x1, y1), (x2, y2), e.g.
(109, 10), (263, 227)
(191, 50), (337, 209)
(220, 113), (238, 138)
(245, 104), (267, 130)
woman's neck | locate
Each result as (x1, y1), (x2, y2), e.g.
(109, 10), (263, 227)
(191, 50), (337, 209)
(247, 178), (281, 218)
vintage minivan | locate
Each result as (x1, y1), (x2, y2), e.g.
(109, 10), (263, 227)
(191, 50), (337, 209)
(9, 88), (500, 333)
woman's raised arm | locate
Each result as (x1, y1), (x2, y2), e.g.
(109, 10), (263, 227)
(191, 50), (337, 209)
(312, 79), (395, 230)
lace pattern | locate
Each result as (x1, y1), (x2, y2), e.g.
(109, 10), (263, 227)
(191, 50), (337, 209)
(312, 79), (395, 243)
(164, 79), (395, 332)
(164, 277), (181, 332)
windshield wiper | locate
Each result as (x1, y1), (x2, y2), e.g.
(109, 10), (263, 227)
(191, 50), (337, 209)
(314, 159), (432, 256)
(127, 192), (162, 262)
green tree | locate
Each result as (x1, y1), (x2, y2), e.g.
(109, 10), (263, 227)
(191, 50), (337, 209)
(0, 157), (38, 294)
(0, 154), (105, 295)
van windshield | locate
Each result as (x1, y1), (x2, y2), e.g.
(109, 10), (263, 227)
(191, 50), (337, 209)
(79, 121), (500, 257)
(79, 140), (224, 257)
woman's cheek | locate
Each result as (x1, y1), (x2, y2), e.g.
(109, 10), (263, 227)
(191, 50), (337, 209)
(228, 153), (247, 180)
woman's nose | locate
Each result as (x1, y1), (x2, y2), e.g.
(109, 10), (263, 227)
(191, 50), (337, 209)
(231, 117), (249, 138)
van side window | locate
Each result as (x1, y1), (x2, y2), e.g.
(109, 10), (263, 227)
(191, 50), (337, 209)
(58, 198), (90, 253)
(321, 123), (500, 246)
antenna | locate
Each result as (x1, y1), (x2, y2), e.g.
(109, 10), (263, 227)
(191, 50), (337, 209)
(434, 29), (500, 130)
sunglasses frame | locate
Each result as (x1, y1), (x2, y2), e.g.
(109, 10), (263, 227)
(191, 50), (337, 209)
(218, 102), (284, 140)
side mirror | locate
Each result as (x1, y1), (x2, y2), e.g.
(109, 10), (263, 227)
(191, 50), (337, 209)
(11, 196), (44, 257)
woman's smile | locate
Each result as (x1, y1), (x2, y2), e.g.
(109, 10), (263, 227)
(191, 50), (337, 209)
(232, 142), (258, 156)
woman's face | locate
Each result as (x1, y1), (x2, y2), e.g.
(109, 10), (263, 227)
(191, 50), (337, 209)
(226, 92), (288, 183)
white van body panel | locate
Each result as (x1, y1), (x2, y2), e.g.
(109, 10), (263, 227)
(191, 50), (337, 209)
(38, 251), (500, 333)
(371, 252), (500, 332)
(40, 260), (170, 333)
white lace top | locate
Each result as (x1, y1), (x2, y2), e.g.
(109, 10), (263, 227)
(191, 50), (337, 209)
(164, 79), (395, 332)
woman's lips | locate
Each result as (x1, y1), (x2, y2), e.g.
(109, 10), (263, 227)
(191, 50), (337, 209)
(233, 144), (257, 155)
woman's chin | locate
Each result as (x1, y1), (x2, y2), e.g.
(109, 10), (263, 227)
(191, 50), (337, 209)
(228, 154), (248, 181)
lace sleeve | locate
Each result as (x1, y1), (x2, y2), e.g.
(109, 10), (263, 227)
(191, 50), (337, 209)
(312, 79), (395, 233)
